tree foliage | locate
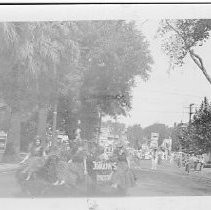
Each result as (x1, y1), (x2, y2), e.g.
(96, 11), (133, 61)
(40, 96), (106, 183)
(78, 20), (153, 117)
(126, 123), (172, 149)
(55, 20), (153, 139)
(158, 19), (211, 84)
(127, 124), (143, 149)
(0, 22), (81, 159)
(0, 20), (153, 158)
(143, 123), (172, 146)
(188, 97), (211, 154)
(173, 98), (211, 155)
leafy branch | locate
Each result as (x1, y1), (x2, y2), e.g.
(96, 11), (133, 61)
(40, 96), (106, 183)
(163, 19), (211, 86)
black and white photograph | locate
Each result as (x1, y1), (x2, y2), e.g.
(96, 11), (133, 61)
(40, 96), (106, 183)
(1, 2), (211, 209)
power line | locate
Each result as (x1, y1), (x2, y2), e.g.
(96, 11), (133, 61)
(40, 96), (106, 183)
(140, 89), (210, 98)
(132, 110), (189, 114)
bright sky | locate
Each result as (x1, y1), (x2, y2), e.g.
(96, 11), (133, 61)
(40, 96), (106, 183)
(119, 20), (211, 128)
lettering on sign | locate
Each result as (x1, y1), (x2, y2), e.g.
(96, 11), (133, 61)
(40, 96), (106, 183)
(97, 174), (112, 182)
(93, 161), (117, 170)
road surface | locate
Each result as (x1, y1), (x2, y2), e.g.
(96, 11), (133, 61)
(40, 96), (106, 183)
(129, 160), (211, 196)
(1, 160), (211, 197)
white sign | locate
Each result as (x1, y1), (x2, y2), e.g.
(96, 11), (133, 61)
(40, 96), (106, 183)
(150, 133), (159, 149)
(97, 174), (112, 182)
(93, 161), (117, 170)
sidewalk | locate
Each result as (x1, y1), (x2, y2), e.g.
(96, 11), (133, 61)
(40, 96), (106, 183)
(0, 163), (19, 173)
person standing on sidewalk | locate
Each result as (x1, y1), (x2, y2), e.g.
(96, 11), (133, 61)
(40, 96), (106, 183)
(193, 155), (198, 171)
(199, 155), (205, 172)
(185, 154), (191, 175)
(170, 153), (174, 164)
(190, 154), (195, 171)
(151, 148), (158, 170)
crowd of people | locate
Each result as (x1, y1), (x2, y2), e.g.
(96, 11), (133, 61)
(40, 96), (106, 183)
(18, 129), (137, 194)
(172, 152), (206, 174)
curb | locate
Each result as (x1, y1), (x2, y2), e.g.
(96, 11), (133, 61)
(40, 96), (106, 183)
(0, 168), (18, 174)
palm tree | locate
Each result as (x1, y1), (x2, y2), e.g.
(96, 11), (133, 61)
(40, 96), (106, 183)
(0, 22), (81, 160)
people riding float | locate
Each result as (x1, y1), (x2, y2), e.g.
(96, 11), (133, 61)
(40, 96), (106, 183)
(52, 127), (89, 186)
(50, 141), (71, 186)
(20, 135), (47, 181)
(110, 141), (136, 192)
(67, 141), (89, 183)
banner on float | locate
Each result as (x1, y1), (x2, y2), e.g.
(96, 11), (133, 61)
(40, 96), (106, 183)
(92, 161), (117, 182)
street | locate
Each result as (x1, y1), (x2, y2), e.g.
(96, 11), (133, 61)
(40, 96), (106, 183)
(0, 160), (211, 197)
(0, 170), (21, 197)
(129, 160), (211, 196)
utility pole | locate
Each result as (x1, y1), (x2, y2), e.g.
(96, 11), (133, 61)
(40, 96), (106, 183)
(52, 103), (58, 147)
(97, 110), (102, 146)
(189, 103), (194, 124)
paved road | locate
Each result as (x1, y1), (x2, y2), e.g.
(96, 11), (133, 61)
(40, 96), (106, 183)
(0, 170), (21, 197)
(129, 160), (211, 196)
(1, 160), (211, 197)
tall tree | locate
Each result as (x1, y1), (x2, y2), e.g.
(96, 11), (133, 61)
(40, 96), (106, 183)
(0, 22), (80, 160)
(54, 20), (153, 141)
(171, 122), (189, 152)
(20, 22), (80, 145)
(0, 23), (39, 161)
(174, 98), (211, 158)
(77, 20), (153, 139)
(189, 97), (211, 156)
(127, 124), (143, 149)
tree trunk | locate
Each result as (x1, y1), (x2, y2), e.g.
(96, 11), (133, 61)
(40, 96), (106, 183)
(2, 112), (21, 162)
(52, 103), (57, 147)
(37, 105), (48, 146)
(97, 111), (102, 145)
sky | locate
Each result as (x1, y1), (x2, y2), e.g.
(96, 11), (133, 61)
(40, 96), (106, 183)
(118, 20), (211, 128)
